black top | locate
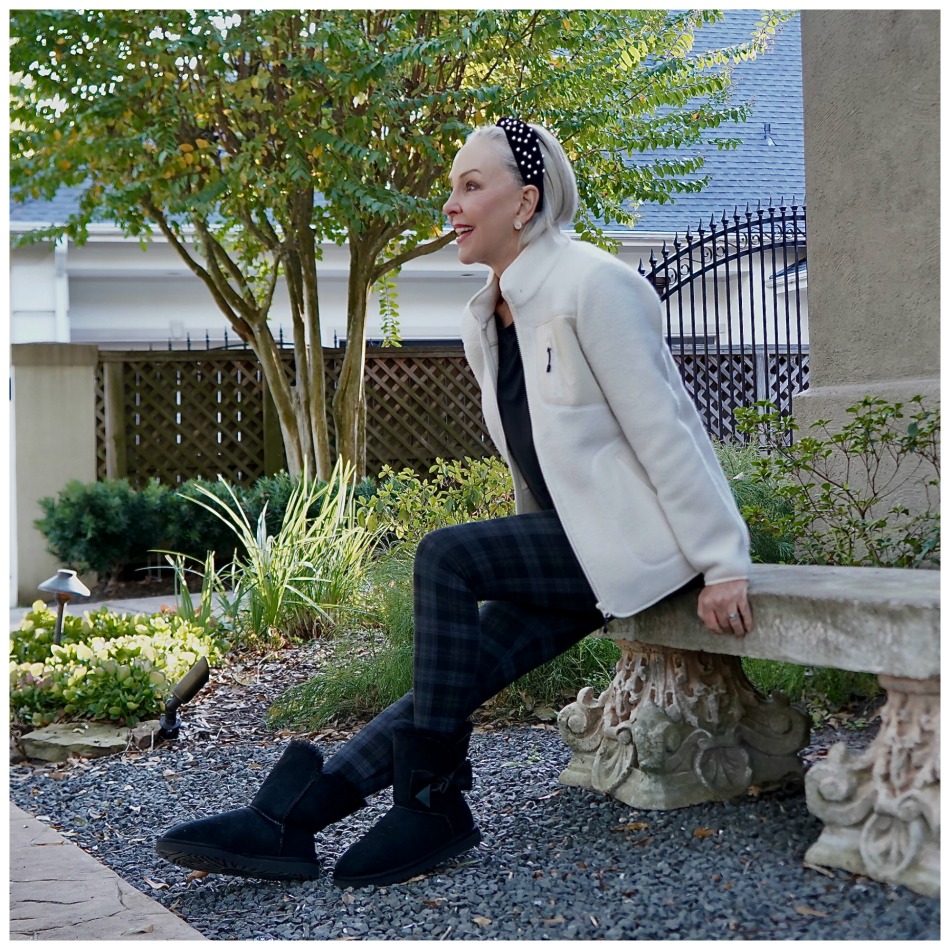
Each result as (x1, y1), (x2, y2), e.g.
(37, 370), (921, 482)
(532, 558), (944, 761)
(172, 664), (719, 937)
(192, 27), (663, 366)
(495, 316), (555, 511)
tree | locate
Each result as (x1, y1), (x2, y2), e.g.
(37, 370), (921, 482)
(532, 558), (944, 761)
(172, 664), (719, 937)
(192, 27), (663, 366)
(11, 9), (790, 478)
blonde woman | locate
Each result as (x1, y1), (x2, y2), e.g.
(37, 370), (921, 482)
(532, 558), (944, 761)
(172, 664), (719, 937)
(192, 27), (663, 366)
(157, 118), (751, 888)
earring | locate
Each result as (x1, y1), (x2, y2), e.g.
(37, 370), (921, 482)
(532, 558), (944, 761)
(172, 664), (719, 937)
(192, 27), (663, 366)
(514, 220), (523, 231)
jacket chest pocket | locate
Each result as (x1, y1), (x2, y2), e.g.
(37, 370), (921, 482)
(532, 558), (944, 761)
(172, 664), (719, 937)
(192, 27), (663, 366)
(537, 320), (603, 407)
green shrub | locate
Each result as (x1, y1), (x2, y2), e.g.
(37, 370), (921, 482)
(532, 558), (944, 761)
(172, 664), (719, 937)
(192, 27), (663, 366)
(163, 478), (243, 566)
(735, 396), (940, 568)
(33, 470), (377, 588)
(733, 396), (938, 715)
(35, 478), (171, 585)
(10, 602), (223, 727)
(714, 441), (795, 564)
(358, 457), (515, 550)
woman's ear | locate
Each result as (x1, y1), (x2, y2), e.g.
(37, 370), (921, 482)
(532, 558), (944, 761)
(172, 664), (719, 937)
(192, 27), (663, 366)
(519, 184), (541, 223)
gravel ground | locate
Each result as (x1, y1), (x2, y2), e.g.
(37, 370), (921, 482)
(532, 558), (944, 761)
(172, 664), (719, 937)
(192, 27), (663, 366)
(10, 724), (940, 941)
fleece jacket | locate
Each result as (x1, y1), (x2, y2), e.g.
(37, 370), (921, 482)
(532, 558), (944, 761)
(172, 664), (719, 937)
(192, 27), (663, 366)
(460, 229), (752, 619)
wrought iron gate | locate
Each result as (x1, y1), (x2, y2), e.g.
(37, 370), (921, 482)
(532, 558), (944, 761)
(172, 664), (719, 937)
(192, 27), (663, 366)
(639, 202), (808, 441)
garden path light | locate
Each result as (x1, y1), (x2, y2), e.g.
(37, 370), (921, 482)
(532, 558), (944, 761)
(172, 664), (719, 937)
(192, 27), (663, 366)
(37, 569), (90, 646)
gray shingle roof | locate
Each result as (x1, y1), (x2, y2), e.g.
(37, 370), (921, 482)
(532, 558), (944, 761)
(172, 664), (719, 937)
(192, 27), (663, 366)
(9, 184), (92, 224)
(633, 10), (804, 233)
(10, 11), (803, 237)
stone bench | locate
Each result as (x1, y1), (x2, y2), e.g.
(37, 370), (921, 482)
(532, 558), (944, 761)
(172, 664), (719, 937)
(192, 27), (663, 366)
(557, 563), (940, 898)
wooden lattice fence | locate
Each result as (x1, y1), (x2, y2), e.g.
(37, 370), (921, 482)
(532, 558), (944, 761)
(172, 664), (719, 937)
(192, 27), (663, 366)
(96, 343), (808, 488)
(362, 349), (492, 474)
(95, 347), (494, 487)
(675, 346), (809, 441)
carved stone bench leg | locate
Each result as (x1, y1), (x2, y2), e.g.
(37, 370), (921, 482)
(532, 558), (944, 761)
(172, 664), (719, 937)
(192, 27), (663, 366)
(558, 640), (810, 810)
(804, 674), (940, 898)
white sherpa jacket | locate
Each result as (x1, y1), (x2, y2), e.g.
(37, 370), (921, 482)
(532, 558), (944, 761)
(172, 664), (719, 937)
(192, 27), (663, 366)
(461, 230), (751, 619)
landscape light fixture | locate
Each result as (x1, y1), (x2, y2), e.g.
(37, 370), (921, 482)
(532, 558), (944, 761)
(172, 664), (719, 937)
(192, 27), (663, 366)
(158, 657), (211, 742)
(37, 569), (90, 646)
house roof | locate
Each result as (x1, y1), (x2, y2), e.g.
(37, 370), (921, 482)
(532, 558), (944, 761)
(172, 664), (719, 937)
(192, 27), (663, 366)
(631, 10), (804, 234)
(10, 11), (803, 238)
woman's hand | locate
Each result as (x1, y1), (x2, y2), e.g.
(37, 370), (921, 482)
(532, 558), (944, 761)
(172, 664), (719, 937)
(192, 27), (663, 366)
(697, 579), (753, 637)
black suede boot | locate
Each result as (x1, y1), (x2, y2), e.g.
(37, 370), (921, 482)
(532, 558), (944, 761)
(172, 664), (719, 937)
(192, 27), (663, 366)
(332, 724), (481, 887)
(155, 740), (365, 880)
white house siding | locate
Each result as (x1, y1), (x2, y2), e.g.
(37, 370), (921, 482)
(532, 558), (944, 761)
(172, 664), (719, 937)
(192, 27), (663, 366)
(10, 231), (808, 349)
(12, 233), (490, 348)
(10, 243), (61, 343)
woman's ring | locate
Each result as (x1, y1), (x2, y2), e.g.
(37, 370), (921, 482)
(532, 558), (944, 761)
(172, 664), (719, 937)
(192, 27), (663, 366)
(727, 612), (740, 621)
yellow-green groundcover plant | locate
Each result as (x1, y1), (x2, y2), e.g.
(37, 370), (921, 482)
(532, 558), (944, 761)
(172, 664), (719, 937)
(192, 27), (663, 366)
(10, 602), (224, 728)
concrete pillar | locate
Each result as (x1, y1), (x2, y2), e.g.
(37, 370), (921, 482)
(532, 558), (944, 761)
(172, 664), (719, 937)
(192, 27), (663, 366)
(11, 344), (99, 605)
(799, 10), (939, 416)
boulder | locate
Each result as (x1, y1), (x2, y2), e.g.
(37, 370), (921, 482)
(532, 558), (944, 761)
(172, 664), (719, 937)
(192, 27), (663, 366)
(20, 722), (135, 762)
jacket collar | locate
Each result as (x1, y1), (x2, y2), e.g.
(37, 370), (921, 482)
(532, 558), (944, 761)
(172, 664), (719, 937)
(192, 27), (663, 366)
(468, 229), (572, 328)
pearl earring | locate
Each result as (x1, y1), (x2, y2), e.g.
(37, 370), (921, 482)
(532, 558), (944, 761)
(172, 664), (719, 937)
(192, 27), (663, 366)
(514, 220), (523, 231)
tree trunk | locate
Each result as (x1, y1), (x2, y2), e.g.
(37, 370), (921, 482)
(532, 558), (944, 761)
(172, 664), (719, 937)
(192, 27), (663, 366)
(251, 324), (307, 477)
(333, 241), (375, 475)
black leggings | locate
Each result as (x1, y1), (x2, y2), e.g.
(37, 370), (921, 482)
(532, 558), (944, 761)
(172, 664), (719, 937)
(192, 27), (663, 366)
(323, 511), (603, 796)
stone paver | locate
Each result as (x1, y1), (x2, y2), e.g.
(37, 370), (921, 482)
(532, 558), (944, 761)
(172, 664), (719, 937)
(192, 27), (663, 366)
(9, 803), (205, 941)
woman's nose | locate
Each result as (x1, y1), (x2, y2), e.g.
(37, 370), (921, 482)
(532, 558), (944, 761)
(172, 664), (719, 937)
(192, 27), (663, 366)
(442, 191), (459, 217)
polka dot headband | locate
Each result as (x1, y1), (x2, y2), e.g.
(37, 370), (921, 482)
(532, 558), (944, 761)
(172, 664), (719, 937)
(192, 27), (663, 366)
(497, 116), (545, 211)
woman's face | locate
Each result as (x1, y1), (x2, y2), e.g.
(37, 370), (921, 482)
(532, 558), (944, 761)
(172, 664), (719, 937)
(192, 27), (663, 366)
(443, 136), (530, 278)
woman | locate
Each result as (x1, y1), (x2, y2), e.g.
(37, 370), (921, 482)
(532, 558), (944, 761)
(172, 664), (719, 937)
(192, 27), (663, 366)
(156, 118), (752, 889)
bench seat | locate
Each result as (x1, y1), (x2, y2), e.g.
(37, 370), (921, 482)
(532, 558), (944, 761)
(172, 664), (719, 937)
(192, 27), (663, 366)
(612, 563), (939, 679)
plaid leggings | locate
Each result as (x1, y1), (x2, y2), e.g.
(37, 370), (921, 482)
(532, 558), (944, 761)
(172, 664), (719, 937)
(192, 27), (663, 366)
(323, 511), (604, 797)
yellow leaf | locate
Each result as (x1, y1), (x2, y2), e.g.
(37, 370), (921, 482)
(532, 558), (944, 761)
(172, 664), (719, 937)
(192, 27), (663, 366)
(795, 905), (828, 918)
(179, 142), (194, 152)
(195, 138), (210, 149)
(58, 159), (72, 171)
(692, 827), (717, 839)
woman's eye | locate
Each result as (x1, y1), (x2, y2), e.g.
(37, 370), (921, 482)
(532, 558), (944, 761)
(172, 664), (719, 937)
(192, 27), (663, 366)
(465, 182), (478, 191)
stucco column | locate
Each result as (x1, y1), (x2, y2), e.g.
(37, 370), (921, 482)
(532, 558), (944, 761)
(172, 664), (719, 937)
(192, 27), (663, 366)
(11, 344), (99, 605)
(798, 10), (939, 421)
